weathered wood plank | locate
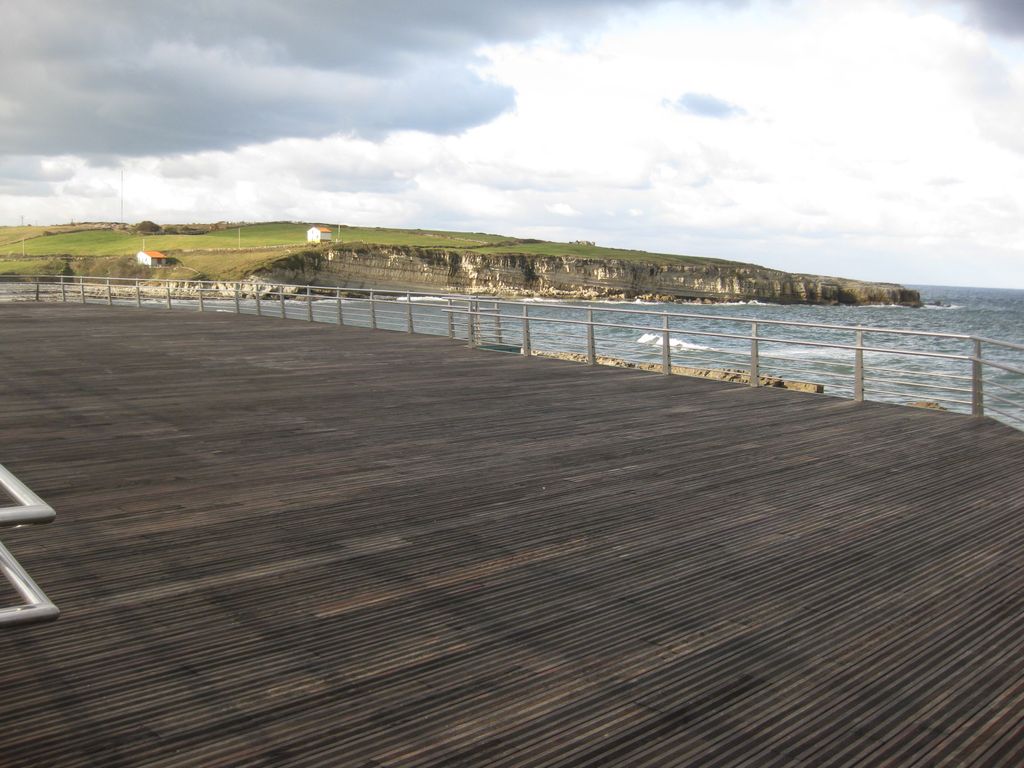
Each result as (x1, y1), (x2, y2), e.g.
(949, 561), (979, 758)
(0, 303), (1022, 767)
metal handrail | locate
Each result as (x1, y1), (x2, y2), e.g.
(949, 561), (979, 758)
(0, 274), (969, 338)
(0, 464), (59, 626)
(3, 275), (1023, 429)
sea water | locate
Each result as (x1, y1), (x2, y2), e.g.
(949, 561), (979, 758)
(505, 286), (1024, 428)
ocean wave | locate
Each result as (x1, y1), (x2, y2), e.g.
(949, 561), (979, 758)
(923, 304), (964, 310)
(588, 298), (661, 306)
(637, 332), (713, 351)
(394, 296), (451, 303)
(851, 303), (913, 309)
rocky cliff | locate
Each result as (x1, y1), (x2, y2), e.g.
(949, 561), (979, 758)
(257, 244), (921, 306)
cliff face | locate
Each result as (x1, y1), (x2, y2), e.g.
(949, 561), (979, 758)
(258, 246), (921, 306)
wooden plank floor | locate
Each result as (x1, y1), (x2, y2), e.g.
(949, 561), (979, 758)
(1, 303), (1024, 767)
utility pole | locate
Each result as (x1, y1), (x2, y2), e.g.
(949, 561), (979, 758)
(120, 170), (124, 224)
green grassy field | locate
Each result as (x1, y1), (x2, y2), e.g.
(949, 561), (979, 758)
(0, 224), (109, 250)
(0, 258), (60, 275)
(473, 240), (746, 266)
(0, 221), (727, 279)
(5, 222), (308, 257)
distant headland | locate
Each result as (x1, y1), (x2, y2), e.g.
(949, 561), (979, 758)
(0, 221), (921, 306)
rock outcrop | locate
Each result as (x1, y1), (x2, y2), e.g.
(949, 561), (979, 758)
(257, 244), (921, 306)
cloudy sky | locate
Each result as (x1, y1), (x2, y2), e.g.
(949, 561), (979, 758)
(3, 0), (1024, 287)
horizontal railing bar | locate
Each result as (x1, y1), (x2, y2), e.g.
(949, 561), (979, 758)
(985, 391), (1024, 410)
(863, 381), (974, 406)
(760, 362), (850, 377)
(862, 375), (974, 395)
(985, 378), (1024, 397)
(865, 364), (973, 381)
(978, 358), (1024, 377)
(975, 336), (1024, 353)
(985, 404), (1024, 424)
(756, 353), (852, 368)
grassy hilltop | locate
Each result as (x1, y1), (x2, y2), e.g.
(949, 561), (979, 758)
(0, 221), (740, 281)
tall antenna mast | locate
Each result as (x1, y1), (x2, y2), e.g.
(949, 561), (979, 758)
(120, 170), (124, 223)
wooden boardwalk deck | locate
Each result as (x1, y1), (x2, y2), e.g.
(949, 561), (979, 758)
(2, 303), (1024, 767)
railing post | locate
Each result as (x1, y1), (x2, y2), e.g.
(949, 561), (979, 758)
(34, 281), (40, 302)
(369, 291), (377, 329)
(662, 315), (671, 375)
(279, 287), (286, 319)
(467, 300), (476, 348)
(198, 284), (205, 312)
(60, 278), (66, 303)
(106, 278), (113, 306)
(135, 280), (142, 308)
(586, 309), (596, 365)
(336, 289), (344, 325)
(234, 284), (240, 314)
(972, 338), (984, 417)
(854, 330), (864, 402)
(255, 286), (262, 316)
(447, 298), (454, 339)
(165, 282), (172, 309)
(750, 321), (759, 387)
(80, 280), (86, 304)
(306, 286), (313, 322)
(522, 305), (531, 357)
(493, 303), (503, 345)
(406, 292), (414, 333)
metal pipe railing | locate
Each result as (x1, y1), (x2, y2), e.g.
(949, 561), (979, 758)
(0, 463), (59, 626)
(4, 275), (1023, 430)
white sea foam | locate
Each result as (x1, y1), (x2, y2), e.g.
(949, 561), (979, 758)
(852, 303), (913, 309)
(587, 298), (659, 306)
(637, 333), (713, 351)
(394, 296), (451, 303)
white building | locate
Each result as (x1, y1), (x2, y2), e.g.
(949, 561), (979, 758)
(136, 250), (168, 267)
(307, 226), (333, 243)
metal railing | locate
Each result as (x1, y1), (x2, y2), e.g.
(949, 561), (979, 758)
(3, 274), (1024, 431)
(0, 464), (58, 626)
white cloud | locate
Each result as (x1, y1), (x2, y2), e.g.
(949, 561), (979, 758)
(547, 203), (581, 216)
(3, 1), (1024, 287)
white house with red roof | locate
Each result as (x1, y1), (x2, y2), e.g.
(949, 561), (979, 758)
(136, 250), (169, 267)
(307, 226), (333, 243)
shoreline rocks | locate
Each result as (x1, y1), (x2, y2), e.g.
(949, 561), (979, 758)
(532, 350), (825, 393)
